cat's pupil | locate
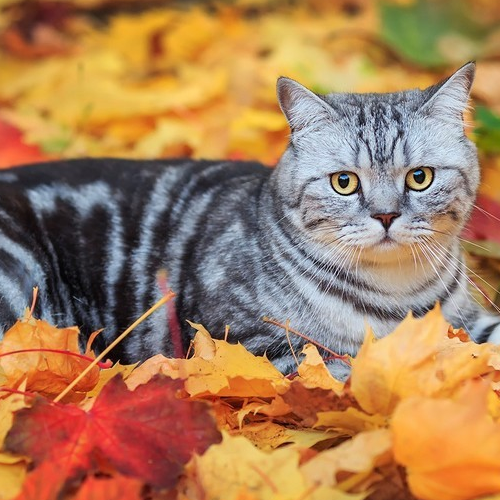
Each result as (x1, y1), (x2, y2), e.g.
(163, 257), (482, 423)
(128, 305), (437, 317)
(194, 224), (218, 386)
(338, 173), (350, 189)
(413, 169), (425, 184)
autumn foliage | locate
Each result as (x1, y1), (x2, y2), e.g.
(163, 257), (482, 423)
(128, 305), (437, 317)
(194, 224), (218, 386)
(0, 305), (499, 500)
(2, 1), (500, 499)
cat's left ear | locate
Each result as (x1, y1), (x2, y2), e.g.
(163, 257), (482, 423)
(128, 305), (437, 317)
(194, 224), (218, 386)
(421, 62), (475, 122)
(277, 77), (335, 133)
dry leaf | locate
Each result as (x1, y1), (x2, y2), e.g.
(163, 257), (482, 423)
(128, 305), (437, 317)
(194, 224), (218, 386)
(392, 380), (500, 500)
(0, 313), (99, 400)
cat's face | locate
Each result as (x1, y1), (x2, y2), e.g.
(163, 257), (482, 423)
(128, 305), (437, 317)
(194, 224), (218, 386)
(275, 63), (479, 264)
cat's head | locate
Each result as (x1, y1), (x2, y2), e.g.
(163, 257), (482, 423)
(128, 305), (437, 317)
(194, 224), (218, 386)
(275, 63), (479, 264)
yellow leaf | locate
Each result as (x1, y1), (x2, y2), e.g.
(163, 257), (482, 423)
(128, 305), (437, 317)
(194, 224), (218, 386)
(0, 453), (27, 500)
(126, 326), (289, 397)
(297, 344), (344, 394)
(392, 381), (500, 500)
(239, 421), (337, 451)
(0, 389), (27, 447)
(236, 396), (291, 427)
(301, 429), (392, 488)
(351, 306), (499, 415)
(86, 361), (138, 398)
(184, 432), (362, 500)
(315, 408), (387, 435)
(0, 314), (99, 400)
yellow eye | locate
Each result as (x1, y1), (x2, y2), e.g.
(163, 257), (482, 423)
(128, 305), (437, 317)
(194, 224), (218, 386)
(405, 167), (434, 191)
(331, 172), (360, 196)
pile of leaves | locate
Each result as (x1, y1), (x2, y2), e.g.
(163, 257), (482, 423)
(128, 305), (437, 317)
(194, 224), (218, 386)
(2, 303), (500, 500)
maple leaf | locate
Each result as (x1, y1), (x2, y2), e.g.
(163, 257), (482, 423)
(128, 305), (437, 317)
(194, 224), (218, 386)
(239, 421), (336, 451)
(301, 429), (393, 490)
(297, 344), (345, 394)
(0, 452), (27, 500)
(10, 461), (67, 500)
(350, 306), (500, 415)
(282, 381), (357, 428)
(4, 375), (221, 489)
(126, 322), (289, 397)
(392, 380), (500, 500)
(181, 432), (363, 500)
(0, 314), (99, 400)
(72, 474), (143, 500)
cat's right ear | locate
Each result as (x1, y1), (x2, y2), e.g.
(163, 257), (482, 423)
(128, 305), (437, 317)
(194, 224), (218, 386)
(277, 77), (334, 134)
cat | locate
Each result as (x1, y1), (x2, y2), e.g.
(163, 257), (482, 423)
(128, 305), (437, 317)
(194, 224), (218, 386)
(0, 61), (498, 378)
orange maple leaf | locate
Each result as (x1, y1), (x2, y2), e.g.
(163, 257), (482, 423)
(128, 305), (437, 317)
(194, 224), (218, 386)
(0, 313), (100, 400)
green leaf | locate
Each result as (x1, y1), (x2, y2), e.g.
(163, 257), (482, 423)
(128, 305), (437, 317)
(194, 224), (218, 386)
(379, 0), (488, 68)
(474, 106), (500, 154)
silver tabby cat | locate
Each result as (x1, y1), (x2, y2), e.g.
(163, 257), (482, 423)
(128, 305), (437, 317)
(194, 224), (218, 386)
(0, 62), (498, 377)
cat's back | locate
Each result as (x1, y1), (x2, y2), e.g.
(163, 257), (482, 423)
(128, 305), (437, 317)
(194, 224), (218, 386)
(0, 157), (270, 210)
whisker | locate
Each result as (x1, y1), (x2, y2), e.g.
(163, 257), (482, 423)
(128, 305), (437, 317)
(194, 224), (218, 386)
(473, 203), (500, 225)
(425, 227), (492, 253)
(418, 240), (471, 330)
(428, 239), (500, 316)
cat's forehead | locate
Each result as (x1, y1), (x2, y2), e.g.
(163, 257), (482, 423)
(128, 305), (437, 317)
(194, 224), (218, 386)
(320, 90), (424, 169)
(322, 89), (422, 121)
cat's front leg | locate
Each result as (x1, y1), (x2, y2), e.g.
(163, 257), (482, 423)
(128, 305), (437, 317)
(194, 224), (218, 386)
(468, 306), (500, 344)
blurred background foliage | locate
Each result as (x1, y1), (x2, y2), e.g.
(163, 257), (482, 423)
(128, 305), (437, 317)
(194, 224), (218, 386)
(0, 0), (499, 301)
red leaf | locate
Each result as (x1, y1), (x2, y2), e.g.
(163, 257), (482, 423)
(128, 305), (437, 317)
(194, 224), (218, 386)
(0, 121), (48, 168)
(5, 375), (221, 489)
(73, 475), (143, 500)
(13, 461), (68, 500)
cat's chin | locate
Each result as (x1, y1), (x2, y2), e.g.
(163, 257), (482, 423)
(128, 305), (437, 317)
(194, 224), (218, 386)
(360, 238), (413, 265)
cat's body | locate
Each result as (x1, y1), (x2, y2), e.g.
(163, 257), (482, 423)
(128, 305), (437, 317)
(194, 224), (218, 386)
(0, 62), (499, 375)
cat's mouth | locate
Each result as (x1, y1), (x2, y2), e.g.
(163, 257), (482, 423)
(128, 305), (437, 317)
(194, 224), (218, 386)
(375, 234), (399, 249)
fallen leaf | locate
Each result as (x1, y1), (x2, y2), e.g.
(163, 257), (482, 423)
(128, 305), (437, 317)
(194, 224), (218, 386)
(301, 429), (393, 489)
(239, 421), (337, 451)
(0, 453), (27, 500)
(4, 375), (221, 488)
(282, 381), (357, 427)
(0, 389), (28, 446)
(0, 313), (99, 400)
(297, 344), (345, 394)
(392, 380), (500, 500)
(182, 432), (363, 500)
(10, 461), (67, 500)
(350, 306), (499, 415)
(126, 324), (289, 397)
(86, 361), (138, 398)
(73, 474), (143, 500)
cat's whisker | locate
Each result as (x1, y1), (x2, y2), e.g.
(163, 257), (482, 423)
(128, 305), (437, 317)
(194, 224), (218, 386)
(418, 240), (471, 330)
(432, 238), (500, 296)
(428, 239), (500, 316)
(425, 227), (492, 253)
(409, 244), (418, 276)
(473, 204), (500, 225)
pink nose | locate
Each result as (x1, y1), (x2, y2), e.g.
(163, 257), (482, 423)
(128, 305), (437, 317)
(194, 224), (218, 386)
(372, 212), (401, 230)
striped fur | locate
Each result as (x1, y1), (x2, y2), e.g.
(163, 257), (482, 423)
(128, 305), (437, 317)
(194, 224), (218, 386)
(0, 62), (498, 378)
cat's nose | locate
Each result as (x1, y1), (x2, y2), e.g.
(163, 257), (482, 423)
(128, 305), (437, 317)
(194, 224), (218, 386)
(371, 212), (401, 230)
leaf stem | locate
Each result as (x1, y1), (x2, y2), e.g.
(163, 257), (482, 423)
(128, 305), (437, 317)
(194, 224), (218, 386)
(54, 291), (175, 403)
(0, 349), (111, 369)
(263, 316), (351, 366)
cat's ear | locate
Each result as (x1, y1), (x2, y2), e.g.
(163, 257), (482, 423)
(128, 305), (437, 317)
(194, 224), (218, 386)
(277, 77), (335, 133)
(421, 62), (475, 122)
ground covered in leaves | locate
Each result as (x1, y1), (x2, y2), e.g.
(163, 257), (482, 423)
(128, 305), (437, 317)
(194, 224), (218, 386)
(2, 1), (500, 499)
(2, 305), (500, 500)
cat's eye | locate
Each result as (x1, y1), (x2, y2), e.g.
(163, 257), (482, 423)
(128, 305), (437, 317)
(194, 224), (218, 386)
(405, 167), (434, 191)
(330, 172), (360, 196)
